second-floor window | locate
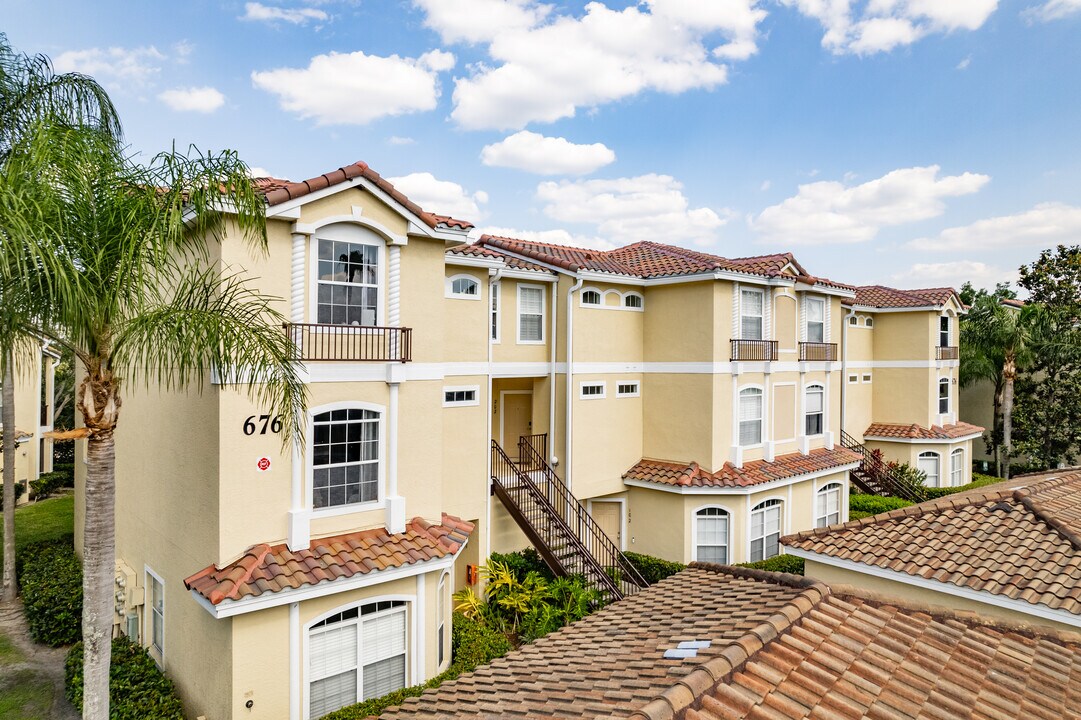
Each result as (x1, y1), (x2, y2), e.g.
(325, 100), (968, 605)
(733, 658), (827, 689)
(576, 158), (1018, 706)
(446, 275), (479, 299)
(313, 408), (379, 509)
(740, 289), (764, 340)
(938, 378), (950, 414)
(739, 388), (763, 446)
(806, 297), (825, 343)
(939, 315), (950, 347)
(804, 385), (824, 436)
(491, 282), (500, 342)
(815, 483), (842, 527)
(317, 238), (379, 326)
(518, 285), (545, 343)
(582, 289), (601, 305)
(750, 499), (782, 562)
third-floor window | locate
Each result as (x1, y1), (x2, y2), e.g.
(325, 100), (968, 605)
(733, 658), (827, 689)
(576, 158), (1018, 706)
(939, 315), (950, 347)
(740, 288), (764, 340)
(806, 297), (825, 343)
(317, 238), (379, 326)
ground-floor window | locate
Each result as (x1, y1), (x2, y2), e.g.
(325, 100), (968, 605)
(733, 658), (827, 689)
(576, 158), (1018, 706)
(950, 449), (964, 486)
(145, 569), (165, 658)
(750, 499), (782, 562)
(694, 507), (729, 564)
(918, 452), (940, 488)
(437, 575), (449, 667)
(815, 483), (842, 527)
(309, 600), (407, 718)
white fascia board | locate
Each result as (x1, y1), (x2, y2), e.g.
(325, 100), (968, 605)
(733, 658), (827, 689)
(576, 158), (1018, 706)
(623, 462), (859, 496)
(445, 255), (503, 270)
(194, 544), (464, 619)
(785, 547), (1081, 630)
(846, 304), (940, 314)
(576, 270), (646, 287)
(794, 282), (857, 299)
(862, 433), (983, 445)
(502, 268), (557, 282)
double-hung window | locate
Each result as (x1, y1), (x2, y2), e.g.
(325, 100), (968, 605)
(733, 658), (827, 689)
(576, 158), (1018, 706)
(806, 297), (825, 343)
(317, 237), (379, 326)
(950, 449), (964, 486)
(437, 576), (448, 666)
(918, 452), (940, 487)
(309, 601), (407, 718)
(740, 289), (764, 340)
(518, 286), (545, 343)
(695, 508), (729, 564)
(312, 409), (379, 509)
(739, 388), (763, 446)
(490, 282), (500, 342)
(815, 483), (841, 527)
(939, 316), (950, 347)
(938, 379), (950, 414)
(146, 570), (164, 658)
(804, 385), (824, 436)
(750, 499), (782, 562)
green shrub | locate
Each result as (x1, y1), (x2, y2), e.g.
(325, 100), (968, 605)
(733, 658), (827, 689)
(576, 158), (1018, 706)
(518, 576), (600, 643)
(623, 551), (685, 583)
(737, 555), (805, 575)
(489, 548), (553, 581)
(922, 472), (1005, 499)
(20, 540), (82, 646)
(0, 481), (26, 506)
(30, 471), (68, 500)
(848, 494), (914, 518)
(53, 462), (76, 486)
(65, 636), (185, 719)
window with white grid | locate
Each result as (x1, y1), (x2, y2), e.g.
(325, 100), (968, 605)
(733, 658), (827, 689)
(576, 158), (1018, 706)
(740, 289), (764, 340)
(918, 452), (940, 488)
(750, 499), (782, 562)
(518, 285), (545, 343)
(950, 449), (964, 486)
(739, 388), (763, 446)
(316, 238), (379, 326)
(312, 408), (379, 509)
(815, 483), (842, 527)
(695, 507), (729, 564)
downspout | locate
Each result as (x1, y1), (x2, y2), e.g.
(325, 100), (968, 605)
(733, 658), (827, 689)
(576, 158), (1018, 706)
(549, 275), (558, 466)
(564, 275), (584, 492)
(840, 306), (856, 437)
(485, 266), (504, 560)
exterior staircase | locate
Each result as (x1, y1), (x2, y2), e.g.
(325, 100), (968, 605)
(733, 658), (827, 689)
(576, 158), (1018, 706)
(490, 436), (648, 603)
(840, 430), (926, 502)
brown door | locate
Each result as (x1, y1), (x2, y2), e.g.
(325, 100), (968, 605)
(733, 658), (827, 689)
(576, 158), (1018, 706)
(591, 502), (622, 548)
(501, 393), (532, 459)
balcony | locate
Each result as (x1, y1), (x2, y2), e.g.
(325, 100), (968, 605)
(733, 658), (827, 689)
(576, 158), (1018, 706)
(730, 339), (778, 362)
(285, 323), (412, 362)
(799, 342), (838, 362)
(936, 345), (959, 360)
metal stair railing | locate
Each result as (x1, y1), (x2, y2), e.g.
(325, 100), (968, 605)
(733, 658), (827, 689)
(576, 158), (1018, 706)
(840, 430), (926, 502)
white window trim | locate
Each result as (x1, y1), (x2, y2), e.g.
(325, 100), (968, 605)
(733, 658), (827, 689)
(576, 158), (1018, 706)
(815, 482), (843, 528)
(950, 448), (965, 487)
(748, 497), (784, 563)
(310, 226), (386, 327)
(862, 373), (872, 384)
(437, 571), (450, 670)
(442, 385), (480, 408)
(144, 566), (165, 663)
(738, 385), (764, 447)
(579, 287), (603, 307)
(445, 273), (481, 300)
(622, 291), (645, 311)
(848, 374), (858, 384)
(938, 378), (950, 415)
(615, 380), (640, 398)
(516, 283), (546, 345)
(490, 281), (501, 344)
(740, 287), (766, 341)
(579, 381), (606, 400)
(918, 451), (941, 488)
(939, 314), (951, 347)
(804, 296), (826, 343)
(307, 401), (387, 516)
(692, 505), (731, 564)
(804, 383), (825, 437)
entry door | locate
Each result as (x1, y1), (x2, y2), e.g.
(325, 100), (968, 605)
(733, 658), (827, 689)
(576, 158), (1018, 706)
(591, 502), (622, 548)
(501, 393), (532, 459)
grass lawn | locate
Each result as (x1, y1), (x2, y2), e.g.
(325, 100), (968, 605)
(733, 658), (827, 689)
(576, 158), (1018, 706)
(0, 633), (25, 666)
(0, 495), (75, 566)
(0, 668), (54, 719)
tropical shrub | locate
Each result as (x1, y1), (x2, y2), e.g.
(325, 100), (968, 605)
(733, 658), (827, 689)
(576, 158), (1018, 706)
(30, 470), (68, 499)
(490, 548), (552, 581)
(623, 551), (685, 583)
(20, 540), (82, 646)
(737, 555), (805, 575)
(65, 636), (185, 719)
(848, 493), (914, 519)
(0, 480), (25, 506)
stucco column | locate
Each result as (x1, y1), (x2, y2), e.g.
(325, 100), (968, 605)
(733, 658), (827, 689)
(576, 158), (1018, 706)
(385, 380), (405, 534)
(290, 232), (306, 323)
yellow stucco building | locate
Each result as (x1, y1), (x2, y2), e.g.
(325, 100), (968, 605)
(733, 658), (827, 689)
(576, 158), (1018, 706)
(74, 161), (978, 720)
(1, 340), (57, 504)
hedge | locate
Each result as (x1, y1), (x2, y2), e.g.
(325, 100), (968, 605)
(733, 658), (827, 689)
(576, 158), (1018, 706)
(0, 481), (26, 506)
(65, 636), (185, 719)
(489, 548), (553, 581)
(848, 494), (913, 519)
(30, 470), (69, 500)
(53, 462), (76, 486)
(20, 539), (82, 646)
(319, 612), (512, 719)
(737, 555), (805, 575)
(623, 551), (685, 583)
(922, 472), (1004, 499)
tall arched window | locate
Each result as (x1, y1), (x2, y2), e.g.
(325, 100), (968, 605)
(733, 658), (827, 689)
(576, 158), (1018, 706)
(804, 384), (824, 436)
(694, 507), (730, 564)
(918, 451), (940, 488)
(750, 499), (782, 562)
(739, 388), (763, 446)
(437, 574), (449, 666)
(815, 483), (842, 527)
(316, 227), (380, 326)
(950, 448), (964, 487)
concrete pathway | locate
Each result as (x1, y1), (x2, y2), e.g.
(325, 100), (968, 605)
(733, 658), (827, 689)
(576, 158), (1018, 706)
(0, 599), (79, 720)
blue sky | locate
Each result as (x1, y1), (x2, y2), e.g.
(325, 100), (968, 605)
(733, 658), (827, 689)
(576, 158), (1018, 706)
(6, 0), (1081, 292)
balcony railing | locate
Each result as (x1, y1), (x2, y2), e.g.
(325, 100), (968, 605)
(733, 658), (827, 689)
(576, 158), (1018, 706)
(799, 341), (837, 362)
(936, 345), (959, 360)
(285, 323), (412, 362)
(730, 339), (778, 361)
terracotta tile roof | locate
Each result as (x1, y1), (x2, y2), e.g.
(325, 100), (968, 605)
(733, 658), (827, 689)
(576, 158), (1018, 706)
(863, 420), (985, 440)
(383, 564), (1081, 719)
(783, 472), (1081, 617)
(445, 243), (555, 274)
(623, 447), (860, 489)
(1002, 297), (1026, 308)
(183, 514), (473, 605)
(846, 284), (960, 309)
(252, 162), (474, 231)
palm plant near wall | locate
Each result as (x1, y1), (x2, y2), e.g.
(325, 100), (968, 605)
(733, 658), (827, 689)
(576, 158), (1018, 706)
(1, 125), (308, 720)
(0, 33), (120, 605)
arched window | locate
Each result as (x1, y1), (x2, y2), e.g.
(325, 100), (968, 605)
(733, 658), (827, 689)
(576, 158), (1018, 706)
(816, 483), (842, 527)
(848, 316), (858, 326)
(864, 317), (873, 328)
(750, 499), (782, 562)
(446, 274), (480, 299)
(316, 228), (381, 326)
(950, 448), (964, 487)
(581, 289), (601, 305)
(308, 600), (407, 717)
(804, 384), (824, 436)
(738, 388), (763, 446)
(918, 451), (940, 488)
(694, 507), (730, 564)
(312, 408), (380, 508)
(938, 378), (950, 414)
(623, 292), (643, 309)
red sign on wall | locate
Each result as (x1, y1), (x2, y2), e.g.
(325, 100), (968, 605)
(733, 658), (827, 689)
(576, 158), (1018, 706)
(256, 457), (272, 472)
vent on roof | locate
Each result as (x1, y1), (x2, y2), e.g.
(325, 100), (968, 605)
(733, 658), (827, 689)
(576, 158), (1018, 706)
(988, 501), (1014, 514)
(663, 640), (711, 659)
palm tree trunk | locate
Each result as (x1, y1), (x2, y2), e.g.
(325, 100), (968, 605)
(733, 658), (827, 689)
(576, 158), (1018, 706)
(2, 355), (16, 602)
(992, 382), (1003, 478)
(1003, 356), (1015, 481)
(81, 428), (115, 719)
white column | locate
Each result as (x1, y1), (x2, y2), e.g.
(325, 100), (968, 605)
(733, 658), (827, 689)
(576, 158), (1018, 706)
(763, 375), (774, 462)
(288, 231), (309, 552)
(824, 372), (834, 449)
(798, 370), (810, 455)
(385, 381), (405, 534)
(388, 245), (402, 327)
(414, 574), (426, 684)
(730, 374), (742, 468)
(290, 233), (306, 323)
(289, 602), (300, 720)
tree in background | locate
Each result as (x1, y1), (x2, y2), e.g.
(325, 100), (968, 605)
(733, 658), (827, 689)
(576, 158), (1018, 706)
(958, 281), (1017, 307)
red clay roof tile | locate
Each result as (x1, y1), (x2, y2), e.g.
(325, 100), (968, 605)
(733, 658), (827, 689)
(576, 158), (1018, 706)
(863, 421), (984, 440)
(846, 285), (960, 309)
(624, 447), (861, 489)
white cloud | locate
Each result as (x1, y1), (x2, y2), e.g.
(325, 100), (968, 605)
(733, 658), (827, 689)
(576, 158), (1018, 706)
(760, 180), (771, 191)
(751, 165), (990, 245)
(536, 174), (731, 245)
(480, 131), (616, 175)
(891, 261), (1017, 290)
(478, 226), (617, 251)
(251, 49), (454, 125)
(248, 167), (278, 178)
(53, 46), (165, 88)
(1023, 0), (1081, 21)
(906, 202), (1081, 252)
(956, 55), (972, 69)
(434, 0), (767, 130)
(241, 2), (329, 24)
(387, 172), (488, 220)
(388, 136), (416, 145)
(158, 86), (226, 113)
(782, 0), (998, 55)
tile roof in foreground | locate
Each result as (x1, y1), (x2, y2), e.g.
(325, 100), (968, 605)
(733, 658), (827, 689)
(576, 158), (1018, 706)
(252, 162), (474, 231)
(184, 514), (473, 605)
(863, 421), (985, 440)
(623, 447), (860, 489)
(382, 564), (1081, 719)
(783, 473), (1081, 617)
(846, 284), (961, 309)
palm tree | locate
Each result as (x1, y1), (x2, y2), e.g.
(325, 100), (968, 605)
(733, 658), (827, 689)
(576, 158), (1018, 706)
(0, 34), (120, 604)
(1, 126), (307, 719)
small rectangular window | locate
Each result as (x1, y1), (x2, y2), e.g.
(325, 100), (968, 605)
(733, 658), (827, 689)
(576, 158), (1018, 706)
(146, 569), (165, 658)
(616, 381), (640, 398)
(848, 375), (858, 384)
(939, 315), (950, 347)
(580, 382), (606, 399)
(862, 374), (872, 383)
(443, 387), (479, 407)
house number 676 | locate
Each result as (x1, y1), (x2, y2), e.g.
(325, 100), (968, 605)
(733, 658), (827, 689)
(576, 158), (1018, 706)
(243, 415), (282, 435)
